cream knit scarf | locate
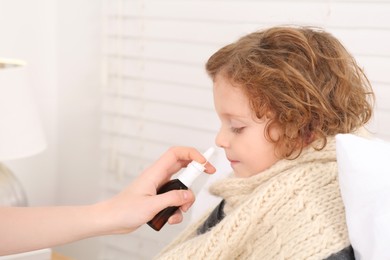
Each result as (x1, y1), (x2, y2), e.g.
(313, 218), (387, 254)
(156, 137), (350, 259)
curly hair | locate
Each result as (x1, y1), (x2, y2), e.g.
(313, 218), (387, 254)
(206, 26), (375, 159)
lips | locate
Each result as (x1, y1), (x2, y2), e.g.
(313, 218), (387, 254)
(227, 158), (240, 165)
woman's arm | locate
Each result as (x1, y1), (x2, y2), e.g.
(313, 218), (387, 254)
(0, 146), (215, 256)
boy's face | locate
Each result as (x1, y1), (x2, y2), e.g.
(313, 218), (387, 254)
(213, 74), (280, 178)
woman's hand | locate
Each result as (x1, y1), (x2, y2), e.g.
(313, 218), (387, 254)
(97, 146), (216, 234)
(0, 147), (215, 256)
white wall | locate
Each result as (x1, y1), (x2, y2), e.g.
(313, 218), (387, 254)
(0, 0), (102, 259)
(54, 1), (103, 259)
(0, 0), (59, 206)
(55, 1), (103, 259)
(56, 0), (102, 208)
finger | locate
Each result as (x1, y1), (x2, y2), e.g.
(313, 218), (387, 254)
(163, 159), (192, 176)
(203, 162), (217, 174)
(167, 210), (183, 225)
(145, 147), (206, 184)
(165, 160), (216, 179)
(148, 189), (195, 215)
(179, 198), (195, 213)
(166, 147), (217, 174)
(161, 147), (207, 173)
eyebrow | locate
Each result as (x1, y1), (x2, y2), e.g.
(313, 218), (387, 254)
(220, 112), (249, 119)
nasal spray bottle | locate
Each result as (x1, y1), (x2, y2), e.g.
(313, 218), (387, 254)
(147, 147), (215, 231)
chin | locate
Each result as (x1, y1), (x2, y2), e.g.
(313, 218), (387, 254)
(234, 171), (250, 178)
(234, 170), (259, 178)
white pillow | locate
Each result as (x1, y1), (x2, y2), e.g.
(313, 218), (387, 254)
(336, 133), (390, 260)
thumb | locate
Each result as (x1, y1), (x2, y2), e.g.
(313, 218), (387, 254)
(149, 189), (195, 214)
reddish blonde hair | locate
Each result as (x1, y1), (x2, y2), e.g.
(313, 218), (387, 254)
(206, 26), (374, 158)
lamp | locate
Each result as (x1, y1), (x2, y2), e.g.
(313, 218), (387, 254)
(0, 58), (46, 206)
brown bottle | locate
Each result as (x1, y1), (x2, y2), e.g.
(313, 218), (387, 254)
(147, 147), (215, 231)
(147, 179), (188, 231)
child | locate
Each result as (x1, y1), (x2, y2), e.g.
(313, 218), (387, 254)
(156, 26), (374, 259)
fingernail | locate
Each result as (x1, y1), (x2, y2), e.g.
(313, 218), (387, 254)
(182, 191), (189, 201)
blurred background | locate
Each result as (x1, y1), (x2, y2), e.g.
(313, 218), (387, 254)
(0, 0), (389, 259)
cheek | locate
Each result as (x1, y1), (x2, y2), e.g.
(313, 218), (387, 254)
(243, 150), (277, 176)
(245, 135), (278, 172)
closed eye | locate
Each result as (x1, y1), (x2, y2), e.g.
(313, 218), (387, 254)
(231, 127), (245, 134)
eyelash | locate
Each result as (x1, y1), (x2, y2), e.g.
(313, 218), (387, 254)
(231, 127), (245, 134)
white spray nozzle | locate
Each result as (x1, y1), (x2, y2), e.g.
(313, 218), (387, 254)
(203, 146), (216, 162)
(190, 146), (215, 172)
(178, 146), (216, 187)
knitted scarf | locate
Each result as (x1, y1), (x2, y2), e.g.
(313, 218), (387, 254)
(155, 137), (350, 259)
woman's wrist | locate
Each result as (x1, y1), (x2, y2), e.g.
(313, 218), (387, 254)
(91, 198), (136, 236)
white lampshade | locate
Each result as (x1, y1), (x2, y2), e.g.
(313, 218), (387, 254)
(0, 58), (46, 160)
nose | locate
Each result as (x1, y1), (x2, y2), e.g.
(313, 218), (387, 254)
(215, 126), (229, 148)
